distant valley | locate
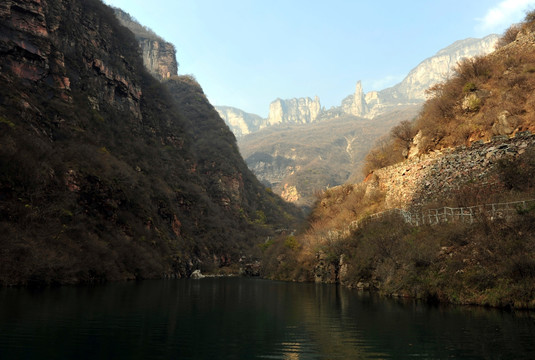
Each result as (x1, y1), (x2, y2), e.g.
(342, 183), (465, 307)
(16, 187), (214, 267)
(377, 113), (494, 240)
(217, 34), (499, 208)
(238, 107), (419, 209)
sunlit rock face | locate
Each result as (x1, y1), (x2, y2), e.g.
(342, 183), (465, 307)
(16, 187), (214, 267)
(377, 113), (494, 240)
(267, 96), (321, 126)
(113, 8), (178, 81)
(341, 81), (368, 117)
(215, 106), (264, 137)
(382, 35), (498, 101)
(363, 34), (499, 118)
(217, 97), (322, 137)
(138, 38), (177, 80)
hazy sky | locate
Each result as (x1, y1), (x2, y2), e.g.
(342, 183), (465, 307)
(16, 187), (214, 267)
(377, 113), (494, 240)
(103, 0), (535, 117)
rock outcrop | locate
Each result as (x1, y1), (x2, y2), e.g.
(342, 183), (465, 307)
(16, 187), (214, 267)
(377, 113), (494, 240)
(217, 96), (322, 137)
(215, 106), (264, 137)
(113, 8), (178, 80)
(341, 81), (368, 117)
(267, 96), (321, 126)
(138, 38), (177, 80)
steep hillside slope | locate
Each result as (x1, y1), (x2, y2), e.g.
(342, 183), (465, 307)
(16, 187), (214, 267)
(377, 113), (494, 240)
(262, 135), (535, 308)
(239, 106), (420, 209)
(368, 35), (499, 116)
(412, 30), (535, 151)
(0, 0), (301, 285)
(364, 18), (535, 173)
(261, 15), (535, 309)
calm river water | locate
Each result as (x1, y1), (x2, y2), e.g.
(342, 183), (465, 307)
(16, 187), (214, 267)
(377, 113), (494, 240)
(0, 277), (534, 359)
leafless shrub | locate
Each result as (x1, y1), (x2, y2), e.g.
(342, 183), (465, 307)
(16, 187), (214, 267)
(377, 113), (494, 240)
(497, 24), (521, 48)
(524, 9), (535, 25)
(455, 56), (492, 81)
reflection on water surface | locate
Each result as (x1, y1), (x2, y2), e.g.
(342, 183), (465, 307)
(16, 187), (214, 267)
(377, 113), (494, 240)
(1, 278), (534, 359)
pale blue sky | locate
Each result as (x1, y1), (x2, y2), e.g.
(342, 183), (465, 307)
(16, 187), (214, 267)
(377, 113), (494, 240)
(103, 0), (535, 117)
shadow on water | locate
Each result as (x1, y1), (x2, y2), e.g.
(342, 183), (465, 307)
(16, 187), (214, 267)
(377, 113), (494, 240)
(0, 278), (534, 359)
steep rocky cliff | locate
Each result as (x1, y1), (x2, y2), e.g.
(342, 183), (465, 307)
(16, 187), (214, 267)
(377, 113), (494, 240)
(113, 8), (178, 80)
(217, 96), (322, 137)
(339, 35), (499, 119)
(340, 81), (368, 117)
(0, 0), (301, 285)
(215, 106), (264, 137)
(267, 96), (322, 126)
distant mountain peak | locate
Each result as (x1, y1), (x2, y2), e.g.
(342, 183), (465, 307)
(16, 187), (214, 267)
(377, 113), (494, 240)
(219, 35), (499, 138)
(358, 34), (499, 118)
(341, 81), (368, 117)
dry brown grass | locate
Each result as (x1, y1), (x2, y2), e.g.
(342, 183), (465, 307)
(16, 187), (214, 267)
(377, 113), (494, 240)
(361, 10), (535, 177)
(363, 11), (535, 175)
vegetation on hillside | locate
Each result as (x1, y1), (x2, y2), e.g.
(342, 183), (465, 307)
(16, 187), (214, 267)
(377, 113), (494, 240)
(0, 0), (301, 286)
(364, 10), (535, 175)
(239, 107), (419, 209)
(112, 7), (164, 42)
(262, 148), (535, 308)
(262, 11), (535, 309)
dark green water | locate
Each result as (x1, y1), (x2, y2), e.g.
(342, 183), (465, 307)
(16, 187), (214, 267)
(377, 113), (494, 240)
(0, 278), (534, 359)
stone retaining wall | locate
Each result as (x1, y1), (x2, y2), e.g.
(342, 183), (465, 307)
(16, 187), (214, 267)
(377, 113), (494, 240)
(372, 133), (535, 210)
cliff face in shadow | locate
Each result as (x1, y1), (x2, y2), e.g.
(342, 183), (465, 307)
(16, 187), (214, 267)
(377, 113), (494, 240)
(0, 0), (301, 285)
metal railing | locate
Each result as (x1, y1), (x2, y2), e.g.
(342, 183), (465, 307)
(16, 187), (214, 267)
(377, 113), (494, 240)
(349, 199), (535, 230)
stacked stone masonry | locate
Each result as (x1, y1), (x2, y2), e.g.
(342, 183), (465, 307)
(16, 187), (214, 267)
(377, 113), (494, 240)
(371, 133), (535, 211)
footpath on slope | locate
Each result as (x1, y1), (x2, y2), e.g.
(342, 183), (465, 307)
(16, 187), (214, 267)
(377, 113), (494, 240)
(354, 198), (535, 228)
(320, 132), (535, 243)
